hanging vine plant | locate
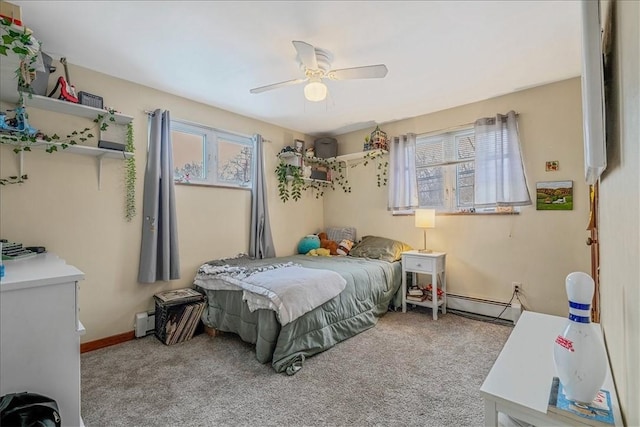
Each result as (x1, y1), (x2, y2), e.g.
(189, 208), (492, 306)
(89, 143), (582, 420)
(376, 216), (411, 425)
(125, 122), (136, 221)
(275, 162), (304, 202)
(0, 17), (39, 98)
(275, 149), (388, 202)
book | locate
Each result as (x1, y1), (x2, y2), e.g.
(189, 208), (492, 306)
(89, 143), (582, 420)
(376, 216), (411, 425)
(548, 377), (614, 426)
(406, 294), (427, 302)
(407, 287), (423, 296)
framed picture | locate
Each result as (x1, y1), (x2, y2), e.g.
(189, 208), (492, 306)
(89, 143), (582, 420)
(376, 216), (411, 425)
(294, 139), (304, 154)
(536, 181), (573, 210)
(546, 161), (559, 171)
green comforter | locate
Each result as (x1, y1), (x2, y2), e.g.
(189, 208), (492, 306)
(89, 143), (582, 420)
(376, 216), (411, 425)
(195, 255), (402, 374)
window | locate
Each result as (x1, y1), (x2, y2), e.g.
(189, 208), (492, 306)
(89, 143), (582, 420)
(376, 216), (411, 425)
(171, 120), (254, 189)
(415, 127), (476, 212)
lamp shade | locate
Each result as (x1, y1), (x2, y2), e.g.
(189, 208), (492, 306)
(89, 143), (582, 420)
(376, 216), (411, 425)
(304, 79), (327, 102)
(415, 209), (436, 228)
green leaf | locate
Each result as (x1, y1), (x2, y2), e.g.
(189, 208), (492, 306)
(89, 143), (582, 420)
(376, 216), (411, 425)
(0, 45), (7, 56)
(11, 46), (28, 55)
(100, 123), (107, 131)
(23, 146), (30, 152)
(13, 147), (21, 154)
(51, 134), (60, 140)
(71, 130), (78, 135)
(87, 133), (94, 138)
(2, 34), (13, 44)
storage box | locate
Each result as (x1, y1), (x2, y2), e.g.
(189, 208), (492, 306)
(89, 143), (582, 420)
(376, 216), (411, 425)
(314, 137), (338, 159)
(154, 288), (206, 345)
(0, 1), (22, 26)
(26, 52), (53, 96)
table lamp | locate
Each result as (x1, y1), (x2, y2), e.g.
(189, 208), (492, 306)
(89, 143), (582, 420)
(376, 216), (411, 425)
(414, 209), (435, 253)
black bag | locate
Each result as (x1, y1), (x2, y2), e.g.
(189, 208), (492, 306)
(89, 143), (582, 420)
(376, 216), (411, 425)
(0, 392), (61, 427)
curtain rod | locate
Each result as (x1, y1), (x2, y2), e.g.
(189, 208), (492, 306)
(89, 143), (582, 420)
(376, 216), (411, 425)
(418, 111), (520, 138)
(143, 110), (254, 140)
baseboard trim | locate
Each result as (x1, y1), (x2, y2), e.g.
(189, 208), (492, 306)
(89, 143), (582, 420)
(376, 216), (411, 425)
(81, 331), (135, 353)
(447, 294), (522, 324)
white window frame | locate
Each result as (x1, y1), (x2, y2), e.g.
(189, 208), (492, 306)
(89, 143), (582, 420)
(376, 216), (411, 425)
(415, 126), (477, 213)
(171, 119), (254, 190)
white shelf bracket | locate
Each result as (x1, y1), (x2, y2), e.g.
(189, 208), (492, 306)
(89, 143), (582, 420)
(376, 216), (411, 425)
(18, 149), (24, 179)
(97, 154), (106, 190)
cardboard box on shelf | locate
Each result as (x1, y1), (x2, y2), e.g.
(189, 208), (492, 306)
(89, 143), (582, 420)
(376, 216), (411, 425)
(0, 1), (22, 26)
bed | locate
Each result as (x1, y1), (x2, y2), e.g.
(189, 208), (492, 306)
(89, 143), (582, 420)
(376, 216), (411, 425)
(193, 235), (410, 374)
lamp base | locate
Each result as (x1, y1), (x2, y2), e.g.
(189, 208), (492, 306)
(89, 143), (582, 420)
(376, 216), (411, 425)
(419, 248), (433, 253)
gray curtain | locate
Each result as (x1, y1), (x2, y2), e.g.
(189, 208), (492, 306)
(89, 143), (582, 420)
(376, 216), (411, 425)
(249, 134), (275, 259)
(138, 109), (180, 283)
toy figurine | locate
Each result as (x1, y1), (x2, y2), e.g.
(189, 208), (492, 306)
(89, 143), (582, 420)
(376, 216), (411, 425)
(0, 106), (38, 136)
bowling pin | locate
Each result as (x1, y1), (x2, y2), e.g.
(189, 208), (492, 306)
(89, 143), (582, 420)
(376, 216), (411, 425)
(553, 271), (607, 404)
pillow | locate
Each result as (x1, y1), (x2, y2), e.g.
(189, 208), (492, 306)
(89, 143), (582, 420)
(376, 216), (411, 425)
(326, 226), (357, 243)
(349, 235), (413, 262)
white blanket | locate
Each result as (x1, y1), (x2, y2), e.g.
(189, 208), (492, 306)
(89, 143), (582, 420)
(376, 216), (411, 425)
(195, 265), (346, 325)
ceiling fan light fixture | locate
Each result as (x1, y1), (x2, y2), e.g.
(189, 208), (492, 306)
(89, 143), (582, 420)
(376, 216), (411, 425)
(304, 79), (327, 102)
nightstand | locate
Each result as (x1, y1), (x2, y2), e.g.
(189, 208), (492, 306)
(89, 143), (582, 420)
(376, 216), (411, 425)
(401, 250), (446, 320)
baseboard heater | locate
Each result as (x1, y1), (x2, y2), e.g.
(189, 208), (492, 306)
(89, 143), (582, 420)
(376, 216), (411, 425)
(447, 294), (522, 324)
(134, 311), (156, 338)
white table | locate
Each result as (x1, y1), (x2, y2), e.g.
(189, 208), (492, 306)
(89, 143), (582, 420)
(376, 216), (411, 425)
(480, 311), (622, 426)
(401, 250), (446, 320)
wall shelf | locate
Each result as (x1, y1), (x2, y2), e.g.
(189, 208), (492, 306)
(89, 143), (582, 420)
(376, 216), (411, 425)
(0, 23), (134, 190)
(6, 140), (133, 189)
(22, 94), (133, 124)
(277, 148), (387, 199)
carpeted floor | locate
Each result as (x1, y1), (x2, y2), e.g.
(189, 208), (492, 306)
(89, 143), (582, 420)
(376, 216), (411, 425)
(81, 307), (512, 426)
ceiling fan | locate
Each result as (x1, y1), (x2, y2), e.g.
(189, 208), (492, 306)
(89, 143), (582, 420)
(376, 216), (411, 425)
(249, 40), (388, 102)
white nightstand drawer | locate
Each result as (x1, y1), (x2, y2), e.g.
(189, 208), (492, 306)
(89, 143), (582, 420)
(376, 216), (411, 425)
(403, 255), (435, 272)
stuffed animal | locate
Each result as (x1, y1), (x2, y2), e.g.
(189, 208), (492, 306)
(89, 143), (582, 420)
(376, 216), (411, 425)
(298, 234), (320, 254)
(336, 239), (354, 256)
(318, 232), (339, 255)
(307, 248), (331, 256)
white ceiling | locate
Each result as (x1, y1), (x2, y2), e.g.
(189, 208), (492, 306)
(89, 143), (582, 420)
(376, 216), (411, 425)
(13, 1), (582, 137)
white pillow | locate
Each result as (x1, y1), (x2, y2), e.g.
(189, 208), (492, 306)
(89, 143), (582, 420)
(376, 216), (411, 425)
(326, 226), (356, 243)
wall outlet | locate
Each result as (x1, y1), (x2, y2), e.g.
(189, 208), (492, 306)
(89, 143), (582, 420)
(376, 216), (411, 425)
(512, 282), (522, 294)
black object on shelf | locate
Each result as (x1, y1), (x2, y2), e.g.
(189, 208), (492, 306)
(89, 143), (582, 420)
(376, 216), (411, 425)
(98, 140), (126, 151)
(25, 246), (46, 254)
(77, 92), (103, 109)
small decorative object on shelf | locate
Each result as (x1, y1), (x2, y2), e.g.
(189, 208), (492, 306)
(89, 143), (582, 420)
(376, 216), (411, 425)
(363, 135), (371, 151)
(553, 272), (607, 404)
(370, 125), (388, 151)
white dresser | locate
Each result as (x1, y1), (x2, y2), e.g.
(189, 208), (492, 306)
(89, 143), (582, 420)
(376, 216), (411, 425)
(0, 253), (85, 426)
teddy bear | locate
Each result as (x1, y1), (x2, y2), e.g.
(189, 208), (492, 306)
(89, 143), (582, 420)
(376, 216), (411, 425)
(336, 239), (354, 256)
(317, 232), (339, 255)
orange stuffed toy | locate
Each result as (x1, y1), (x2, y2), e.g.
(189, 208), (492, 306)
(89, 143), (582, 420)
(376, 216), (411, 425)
(317, 232), (339, 255)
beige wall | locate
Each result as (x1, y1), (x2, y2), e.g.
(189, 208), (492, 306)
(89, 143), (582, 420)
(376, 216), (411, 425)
(599, 1), (640, 425)
(0, 64), (323, 342)
(325, 78), (591, 317)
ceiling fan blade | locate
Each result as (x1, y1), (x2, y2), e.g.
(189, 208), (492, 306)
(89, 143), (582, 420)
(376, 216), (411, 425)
(249, 78), (307, 94)
(292, 40), (318, 70)
(329, 64), (388, 80)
